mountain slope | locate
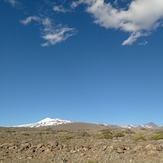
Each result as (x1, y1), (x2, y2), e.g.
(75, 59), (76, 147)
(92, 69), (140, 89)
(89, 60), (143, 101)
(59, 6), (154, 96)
(15, 118), (72, 128)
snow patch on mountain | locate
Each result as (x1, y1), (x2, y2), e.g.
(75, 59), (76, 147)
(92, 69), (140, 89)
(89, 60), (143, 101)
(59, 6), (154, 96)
(15, 118), (72, 128)
(97, 122), (159, 129)
(120, 122), (160, 129)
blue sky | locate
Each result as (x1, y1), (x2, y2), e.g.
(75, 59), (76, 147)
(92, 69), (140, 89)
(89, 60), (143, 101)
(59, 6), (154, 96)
(0, 0), (163, 126)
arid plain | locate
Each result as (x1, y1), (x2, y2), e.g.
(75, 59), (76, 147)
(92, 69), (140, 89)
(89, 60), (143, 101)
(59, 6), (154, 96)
(1, 123), (163, 163)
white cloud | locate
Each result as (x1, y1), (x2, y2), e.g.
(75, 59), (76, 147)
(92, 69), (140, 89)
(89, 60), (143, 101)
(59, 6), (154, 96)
(138, 40), (148, 46)
(41, 18), (77, 46)
(71, 1), (83, 8)
(20, 16), (40, 25)
(41, 27), (77, 47)
(53, 5), (69, 13)
(72, 0), (163, 45)
(113, 0), (118, 6)
(42, 17), (52, 27)
(122, 32), (142, 46)
(5, 0), (18, 7)
(20, 16), (77, 46)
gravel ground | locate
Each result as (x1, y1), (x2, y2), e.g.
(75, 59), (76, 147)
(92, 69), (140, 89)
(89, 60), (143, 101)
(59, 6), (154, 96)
(1, 124), (163, 163)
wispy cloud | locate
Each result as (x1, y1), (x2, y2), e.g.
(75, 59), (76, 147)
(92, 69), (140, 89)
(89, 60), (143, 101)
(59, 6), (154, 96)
(138, 40), (148, 46)
(53, 5), (69, 13)
(20, 16), (40, 25)
(122, 32), (142, 46)
(71, 0), (163, 45)
(41, 18), (77, 46)
(42, 26), (76, 47)
(5, 0), (18, 7)
(20, 16), (77, 47)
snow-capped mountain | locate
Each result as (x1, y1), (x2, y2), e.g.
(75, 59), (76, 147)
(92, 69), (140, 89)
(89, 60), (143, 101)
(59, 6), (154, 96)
(97, 122), (159, 129)
(14, 118), (160, 129)
(15, 118), (72, 128)
(120, 122), (159, 129)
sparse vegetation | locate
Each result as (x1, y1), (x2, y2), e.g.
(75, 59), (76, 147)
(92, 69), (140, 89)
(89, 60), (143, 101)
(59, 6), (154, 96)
(21, 132), (30, 136)
(140, 128), (148, 131)
(100, 129), (113, 139)
(134, 135), (146, 141)
(151, 132), (163, 140)
(1, 126), (163, 163)
(77, 131), (90, 137)
(124, 129), (135, 134)
(86, 158), (97, 163)
(114, 132), (125, 137)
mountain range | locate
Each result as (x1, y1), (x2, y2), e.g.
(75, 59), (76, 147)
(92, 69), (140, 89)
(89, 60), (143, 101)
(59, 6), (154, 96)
(119, 122), (160, 129)
(13, 118), (160, 129)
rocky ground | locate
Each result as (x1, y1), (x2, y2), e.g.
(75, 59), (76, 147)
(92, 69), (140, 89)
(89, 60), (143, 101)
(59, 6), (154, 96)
(1, 123), (163, 163)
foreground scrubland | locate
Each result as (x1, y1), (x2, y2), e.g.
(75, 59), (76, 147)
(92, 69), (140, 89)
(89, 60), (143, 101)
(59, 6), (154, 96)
(1, 123), (163, 163)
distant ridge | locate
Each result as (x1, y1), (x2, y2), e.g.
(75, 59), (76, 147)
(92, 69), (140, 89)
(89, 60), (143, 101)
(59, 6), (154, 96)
(119, 122), (160, 129)
(13, 118), (160, 129)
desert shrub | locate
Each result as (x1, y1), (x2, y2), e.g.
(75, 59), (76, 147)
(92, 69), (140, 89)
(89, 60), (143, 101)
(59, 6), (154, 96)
(45, 127), (52, 131)
(114, 132), (125, 138)
(77, 131), (90, 137)
(140, 128), (148, 131)
(59, 133), (73, 141)
(156, 130), (163, 134)
(22, 132), (30, 136)
(100, 129), (113, 139)
(51, 130), (59, 134)
(86, 158), (97, 163)
(124, 129), (135, 134)
(134, 135), (146, 141)
(5, 130), (17, 135)
(151, 133), (163, 140)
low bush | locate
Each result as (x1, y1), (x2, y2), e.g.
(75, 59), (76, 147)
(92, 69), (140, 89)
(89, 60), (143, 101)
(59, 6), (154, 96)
(124, 129), (135, 134)
(134, 135), (146, 141)
(151, 133), (163, 140)
(140, 128), (148, 131)
(100, 129), (113, 139)
(87, 158), (97, 163)
(114, 132), (125, 138)
(21, 132), (30, 136)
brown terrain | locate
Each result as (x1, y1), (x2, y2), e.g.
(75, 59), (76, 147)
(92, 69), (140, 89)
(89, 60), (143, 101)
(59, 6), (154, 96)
(1, 122), (163, 163)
